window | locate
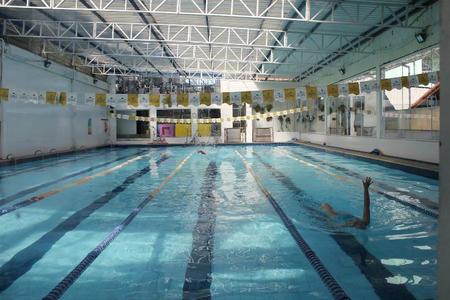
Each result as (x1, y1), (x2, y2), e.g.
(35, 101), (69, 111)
(381, 46), (440, 140)
(156, 109), (191, 119)
(197, 109), (221, 137)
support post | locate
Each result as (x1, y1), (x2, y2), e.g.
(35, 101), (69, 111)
(375, 65), (382, 139)
(439, 1), (450, 298)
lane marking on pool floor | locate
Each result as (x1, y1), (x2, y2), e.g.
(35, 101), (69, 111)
(0, 155), (170, 294)
(0, 150), (147, 208)
(251, 150), (416, 300)
(0, 151), (152, 217)
(277, 148), (438, 218)
(42, 152), (194, 300)
(236, 150), (350, 300)
(183, 161), (218, 300)
(0, 148), (121, 180)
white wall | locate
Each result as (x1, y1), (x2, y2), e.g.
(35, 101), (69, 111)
(0, 101), (110, 159)
(300, 133), (439, 164)
(439, 0), (449, 298)
(0, 42), (111, 93)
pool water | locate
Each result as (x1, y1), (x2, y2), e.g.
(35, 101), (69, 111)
(0, 145), (438, 299)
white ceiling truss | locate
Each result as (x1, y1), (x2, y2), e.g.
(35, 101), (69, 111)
(0, 0), (426, 29)
(2, 19), (374, 54)
(41, 40), (358, 65)
(0, 0), (436, 81)
(89, 65), (284, 81)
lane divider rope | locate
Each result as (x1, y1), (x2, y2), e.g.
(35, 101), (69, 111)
(278, 148), (438, 218)
(0, 151), (151, 216)
(235, 150), (350, 300)
(236, 151), (350, 300)
(0, 150), (146, 208)
(42, 152), (194, 300)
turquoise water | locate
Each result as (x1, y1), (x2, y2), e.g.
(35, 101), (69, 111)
(0, 145), (437, 299)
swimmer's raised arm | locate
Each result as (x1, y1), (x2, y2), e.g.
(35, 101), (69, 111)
(360, 177), (373, 227)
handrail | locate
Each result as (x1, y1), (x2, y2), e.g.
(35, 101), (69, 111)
(6, 153), (14, 160)
(34, 149), (42, 156)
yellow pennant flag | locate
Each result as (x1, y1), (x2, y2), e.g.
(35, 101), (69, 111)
(59, 92), (67, 105)
(418, 73), (429, 85)
(263, 90), (274, 104)
(128, 94), (139, 107)
(348, 83), (360, 95)
(46, 91), (58, 105)
(0, 88), (9, 101)
(162, 94), (172, 107)
(284, 88), (296, 102)
(306, 86), (317, 100)
(222, 92), (231, 105)
(241, 91), (252, 104)
(327, 84), (338, 97)
(150, 94), (160, 107)
(177, 93), (189, 107)
(380, 79), (393, 91)
(200, 92), (212, 106)
(95, 93), (106, 106)
(401, 76), (410, 88)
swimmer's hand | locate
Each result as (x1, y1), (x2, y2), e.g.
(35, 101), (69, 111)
(362, 177), (373, 189)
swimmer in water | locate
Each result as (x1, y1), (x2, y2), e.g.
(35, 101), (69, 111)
(197, 150), (207, 155)
(160, 153), (169, 159)
(321, 177), (373, 229)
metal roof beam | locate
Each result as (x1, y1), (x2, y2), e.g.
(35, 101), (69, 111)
(0, 0), (426, 29)
(0, 19), (374, 55)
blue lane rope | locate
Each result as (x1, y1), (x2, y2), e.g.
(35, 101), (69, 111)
(252, 150), (416, 299)
(286, 148), (438, 218)
(0, 148), (121, 180)
(236, 151), (350, 300)
(0, 155), (169, 293)
(42, 153), (193, 300)
(0, 150), (147, 208)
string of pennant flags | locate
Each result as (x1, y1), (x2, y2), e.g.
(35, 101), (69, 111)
(112, 107), (306, 124)
(0, 71), (439, 113)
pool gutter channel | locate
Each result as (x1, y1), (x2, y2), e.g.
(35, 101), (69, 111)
(281, 148), (438, 218)
(42, 152), (193, 300)
(236, 150), (351, 300)
(250, 150), (417, 300)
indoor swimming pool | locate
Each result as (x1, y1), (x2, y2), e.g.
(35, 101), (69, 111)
(0, 145), (438, 300)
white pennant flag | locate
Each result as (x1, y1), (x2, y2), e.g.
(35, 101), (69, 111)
(409, 75), (419, 87)
(251, 91), (263, 104)
(360, 81), (371, 94)
(67, 93), (78, 105)
(368, 80), (379, 93)
(338, 84), (349, 96)
(317, 86), (327, 98)
(85, 93), (95, 106)
(211, 92), (222, 105)
(106, 94), (116, 106)
(189, 93), (200, 106)
(171, 93), (177, 106)
(391, 77), (402, 89)
(296, 87), (307, 101)
(274, 89), (284, 102)
(428, 72), (439, 83)
(231, 92), (241, 104)
(139, 94), (149, 108)
(29, 91), (39, 104)
(116, 94), (128, 108)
